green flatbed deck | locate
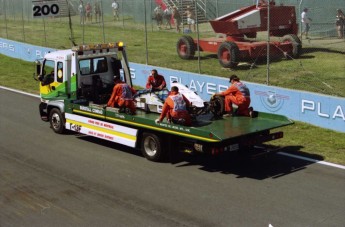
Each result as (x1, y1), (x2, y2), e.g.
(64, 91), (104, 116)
(69, 102), (293, 143)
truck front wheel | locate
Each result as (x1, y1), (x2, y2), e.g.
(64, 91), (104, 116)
(141, 132), (164, 162)
(49, 108), (65, 134)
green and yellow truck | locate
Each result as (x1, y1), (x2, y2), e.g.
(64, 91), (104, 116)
(35, 42), (293, 162)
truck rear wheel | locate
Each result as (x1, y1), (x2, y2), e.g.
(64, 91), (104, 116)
(217, 41), (239, 68)
(49, 108), (65, 134)
(176, 36), (196, 59)
(282, 34), (302, 59)
(141, 132), (164, 162)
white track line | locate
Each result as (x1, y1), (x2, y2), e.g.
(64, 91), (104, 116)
(0, 86), (40, 98)
(1, 86), (345, 170)
(278, 152), (345, 170)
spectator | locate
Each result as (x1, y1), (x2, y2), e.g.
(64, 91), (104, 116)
(146, 69), (166, 91)
(85, 2), (92, 23)
(172, 6), (181, 33)
(155, 86), (192, 126)
(336, 9), (345, 39)
(154, 4), (163, 30)
(94, 0), (101, 23)
(107, 76), (137, 114)
(163, 6), (172, 29)
(301, 8), (312, 39)
(213, 75), (253, 117)
(185, 5), (196, 32)
(78, 0), (85, 24)
(111, 0), (119, 20)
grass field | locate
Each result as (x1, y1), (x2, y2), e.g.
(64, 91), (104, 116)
(1, 16), (345, 96)
(0, 54), (344, 165)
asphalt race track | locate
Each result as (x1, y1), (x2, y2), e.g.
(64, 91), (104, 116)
(1, 88), (345, 227)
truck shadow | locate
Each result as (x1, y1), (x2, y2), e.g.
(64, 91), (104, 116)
(75, 136), (324, 180)
(172, 145), (325, 180)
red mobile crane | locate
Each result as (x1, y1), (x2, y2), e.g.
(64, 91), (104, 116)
(176, 1), (301, 68)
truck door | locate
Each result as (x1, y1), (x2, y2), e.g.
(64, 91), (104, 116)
(40, 60), (66, 98)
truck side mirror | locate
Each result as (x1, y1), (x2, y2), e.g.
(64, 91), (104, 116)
(34, 60), (42, 81)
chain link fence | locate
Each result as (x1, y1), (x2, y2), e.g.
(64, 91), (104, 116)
(1, 0), (344, 97)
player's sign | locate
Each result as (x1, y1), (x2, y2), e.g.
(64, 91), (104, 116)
(32, 0), (76, 18)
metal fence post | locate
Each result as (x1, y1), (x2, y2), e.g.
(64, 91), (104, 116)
(21, 0), (26, 42)
(144, 0), (149, 65)
(266, 1), (270, 85)
(100, 0), (105, 43)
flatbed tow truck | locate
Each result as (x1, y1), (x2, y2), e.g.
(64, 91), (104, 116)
(34, 41), (293, 162)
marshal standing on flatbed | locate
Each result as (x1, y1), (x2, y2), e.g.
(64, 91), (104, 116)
(34, 41), (293, 162)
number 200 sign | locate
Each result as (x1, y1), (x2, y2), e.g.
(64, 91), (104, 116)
(32, 0), (60, 18)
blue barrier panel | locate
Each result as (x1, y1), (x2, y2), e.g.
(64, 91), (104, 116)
(1, 38), (344, 133)
(0, 38), (56, 62)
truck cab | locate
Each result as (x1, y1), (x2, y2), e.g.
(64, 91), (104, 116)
(35, 42), (131, 120)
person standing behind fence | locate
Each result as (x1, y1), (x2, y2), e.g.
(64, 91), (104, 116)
(301, 8), (312, 39)
(85, 2), (92, 23)
(78, 0), (85, 24)
(172, 6), (182, 33)
(336, 9), (345, 39)
(163, 6), (172, 29)
(185, 6), (196, 32)
(112, 0), (119, 20)
(94, 1), (101, 23)
(154, 4), (163, 30)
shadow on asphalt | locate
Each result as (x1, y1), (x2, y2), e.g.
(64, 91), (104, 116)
(171, 145), (324, 180)
(76, 135), (324, 180)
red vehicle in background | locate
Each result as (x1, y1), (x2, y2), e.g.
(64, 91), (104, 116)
(176, 0), (302, 68)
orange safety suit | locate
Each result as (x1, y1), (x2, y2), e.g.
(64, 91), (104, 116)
(146, 74), (166, 90)
(220, 81), (251, 116)
(159, 91), (191, 126)
(107, 82), (137, 114)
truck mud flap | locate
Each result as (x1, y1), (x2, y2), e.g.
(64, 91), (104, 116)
(39, 102), (48, 121)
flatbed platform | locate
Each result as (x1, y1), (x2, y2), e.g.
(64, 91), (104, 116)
(69, 103), (293, 143)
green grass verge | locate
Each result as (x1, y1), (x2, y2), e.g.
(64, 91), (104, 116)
(1, 16), (345, 96)
(0, 54), (344, 165)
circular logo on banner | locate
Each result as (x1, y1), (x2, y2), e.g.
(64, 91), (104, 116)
(255, 90), (290, 112)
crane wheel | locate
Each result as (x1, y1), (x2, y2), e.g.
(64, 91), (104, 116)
(217, 41), (240, 68)
(176, 36), (196, 60)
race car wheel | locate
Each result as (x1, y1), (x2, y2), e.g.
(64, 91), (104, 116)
(176, 36), (196, 59)
(141, 132), (164, 162)
(282, 34), (302, 59)
(210, 96), (225, 118)
(217, 41), (240, 68)
(49, 108), (65, 134)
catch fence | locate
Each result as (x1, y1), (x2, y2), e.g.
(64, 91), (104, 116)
(0, 0), (344, 97)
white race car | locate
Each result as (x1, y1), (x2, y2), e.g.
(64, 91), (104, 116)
(134, 82), (207, 116)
